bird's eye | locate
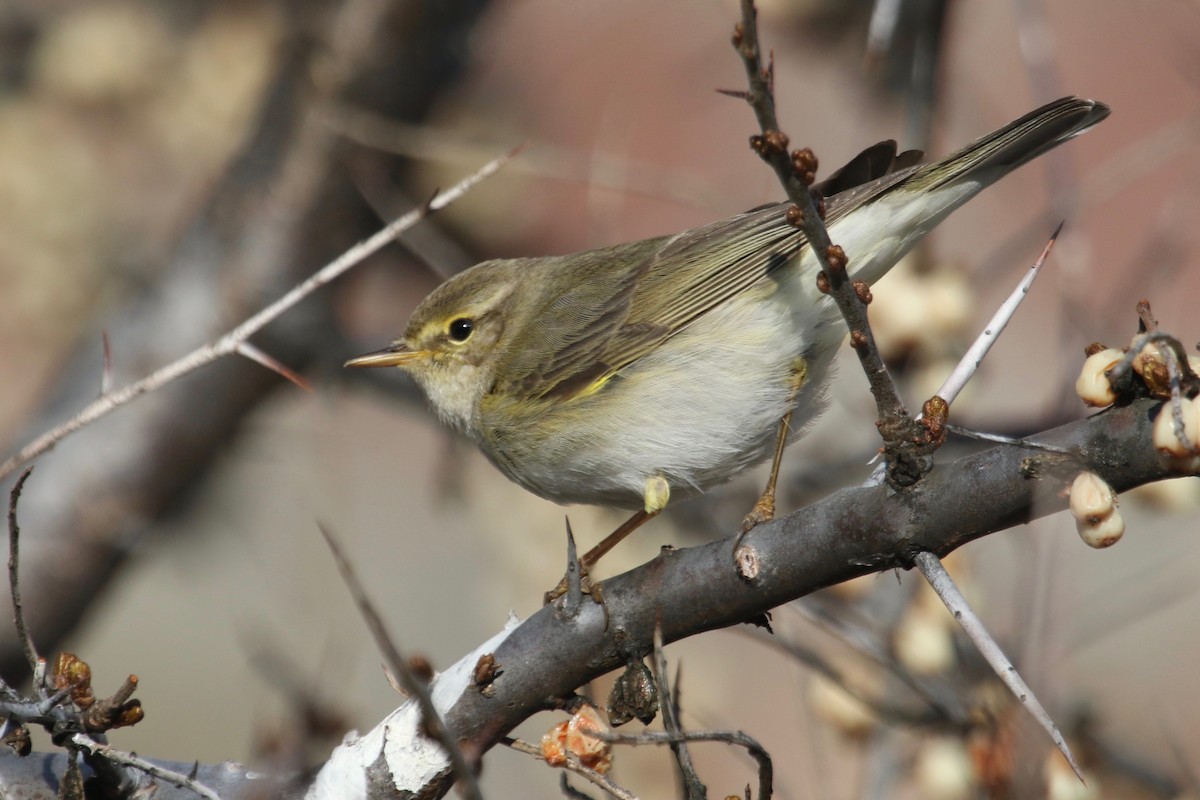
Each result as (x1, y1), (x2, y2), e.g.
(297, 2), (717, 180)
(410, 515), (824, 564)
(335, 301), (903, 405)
(447, 317), (474, 342)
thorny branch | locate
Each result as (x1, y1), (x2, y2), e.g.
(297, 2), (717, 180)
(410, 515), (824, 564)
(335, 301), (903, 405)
(731, 0), (924, 487)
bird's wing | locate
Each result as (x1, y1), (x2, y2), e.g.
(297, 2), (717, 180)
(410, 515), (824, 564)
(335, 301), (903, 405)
(492, 143), (920, 402)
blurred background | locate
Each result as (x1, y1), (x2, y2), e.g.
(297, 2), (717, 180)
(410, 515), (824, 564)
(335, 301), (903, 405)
(0, 0), (1198, 797)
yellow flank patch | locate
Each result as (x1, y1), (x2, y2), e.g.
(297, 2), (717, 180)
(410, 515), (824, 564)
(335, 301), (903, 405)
(574, 371), (614, 399)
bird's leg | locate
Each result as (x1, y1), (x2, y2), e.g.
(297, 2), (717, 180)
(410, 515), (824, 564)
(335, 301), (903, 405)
(737, 359), (808, 542)
(544, 476), (668, 605)
(579, 508), (653, 572)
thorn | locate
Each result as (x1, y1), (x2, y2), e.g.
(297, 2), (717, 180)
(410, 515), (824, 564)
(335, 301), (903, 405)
(716, 88), (752, 100)
(100, 330), (113, 396)
(422, 187), (441, 214)
(563, 517), (582, 619)
(236, 342), (314, 392)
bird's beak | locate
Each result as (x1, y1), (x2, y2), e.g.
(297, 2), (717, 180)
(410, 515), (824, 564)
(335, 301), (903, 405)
(344, 344), (425, 369)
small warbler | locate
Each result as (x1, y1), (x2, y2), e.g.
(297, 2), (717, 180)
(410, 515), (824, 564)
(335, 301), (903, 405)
(348, 97), (1108, 538)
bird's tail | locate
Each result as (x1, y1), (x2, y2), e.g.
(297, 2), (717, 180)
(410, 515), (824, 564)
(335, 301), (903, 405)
(906, 96), (1110, 193)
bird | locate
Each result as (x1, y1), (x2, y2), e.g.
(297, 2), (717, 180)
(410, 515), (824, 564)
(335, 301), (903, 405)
(346, 96), (1109, 574)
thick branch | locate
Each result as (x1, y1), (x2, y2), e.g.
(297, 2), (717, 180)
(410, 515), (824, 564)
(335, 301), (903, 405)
(422, 399), (1169, 797)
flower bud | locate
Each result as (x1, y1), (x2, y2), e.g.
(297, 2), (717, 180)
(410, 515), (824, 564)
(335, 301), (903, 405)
(1076, 509), (1125, 549)
(1152, 396), (1200, 467)
(894, 610), (956, 675)
(1068, 472), (1116, 525)
(1074, 348), (1123, 407)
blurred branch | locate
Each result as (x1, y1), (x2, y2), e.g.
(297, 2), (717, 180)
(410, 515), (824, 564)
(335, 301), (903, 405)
(0, 151), (509, 489)
(0, 0), (494, 682)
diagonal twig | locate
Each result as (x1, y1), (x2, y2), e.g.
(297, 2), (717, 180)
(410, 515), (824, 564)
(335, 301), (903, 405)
(235, 342), (315, 393)
(934, 223), (1063, 406)
(731, 0), (915, 484)
(70, 733), (221, 800)
(913, 550), (1082, 781)
(0, 149), (516, 487)
(318, 522), (484, 800)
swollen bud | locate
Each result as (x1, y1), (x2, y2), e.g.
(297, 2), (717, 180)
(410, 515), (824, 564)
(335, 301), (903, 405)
(1069, 471), (1124, 549)
(1152, 396), (1200, 471)
(1074, 348), (1123, 407)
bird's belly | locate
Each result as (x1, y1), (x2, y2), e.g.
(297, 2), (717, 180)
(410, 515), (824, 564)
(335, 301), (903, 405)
(479, 286), (839, 509)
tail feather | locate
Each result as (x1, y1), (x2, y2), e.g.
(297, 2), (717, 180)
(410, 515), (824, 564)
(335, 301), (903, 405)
(907, 96), (1111, 192)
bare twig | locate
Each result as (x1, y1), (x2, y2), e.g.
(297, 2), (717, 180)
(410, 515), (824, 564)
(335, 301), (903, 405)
(651, 623), (705, 799)
(235, 342), (315, 393)
(504, 737), (640, 800)
(7, 468), (39, 680)
(913, 551), (1082, 781)
(941, 426), (1071, 453)
(100, 331), (113, 397)
(731, 0), (914, 483)
(601, 728), (773, 800)
(865, 224), (1063, 484)
(0, 150), (515, 486)
(327, 103), (722, 210)
(70, 733), (221, 800)
(935, 224), (1062, 406)
(318, 523), (484, 800)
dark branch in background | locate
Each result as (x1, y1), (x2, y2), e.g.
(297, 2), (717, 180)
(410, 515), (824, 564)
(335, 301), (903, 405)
(0, 0), (493, 683)
(731, 0), (930, 488)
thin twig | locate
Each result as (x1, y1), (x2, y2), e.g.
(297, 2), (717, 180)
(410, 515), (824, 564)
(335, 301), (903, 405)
(7, 468), (39, 680)
(651, 623), (705, 799)
(235, 342), (314, 393)
(327, 103), (722, 210)
(318, 523), (484, 800)
(935, 223), (1062, 406)
(0, 150), (515, 486)
(913, 551), (1083, 781)
(70, 733), (220, 800)
(100, 330), (113, 397)
(504, 737), (640, 800)
(731, 0), (912, 480)
(865, 225), (1064, 485)
(601, 728), (773, 800)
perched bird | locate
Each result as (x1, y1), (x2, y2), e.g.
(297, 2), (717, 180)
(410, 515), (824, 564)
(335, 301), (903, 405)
(347, 96), (1109, 564)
